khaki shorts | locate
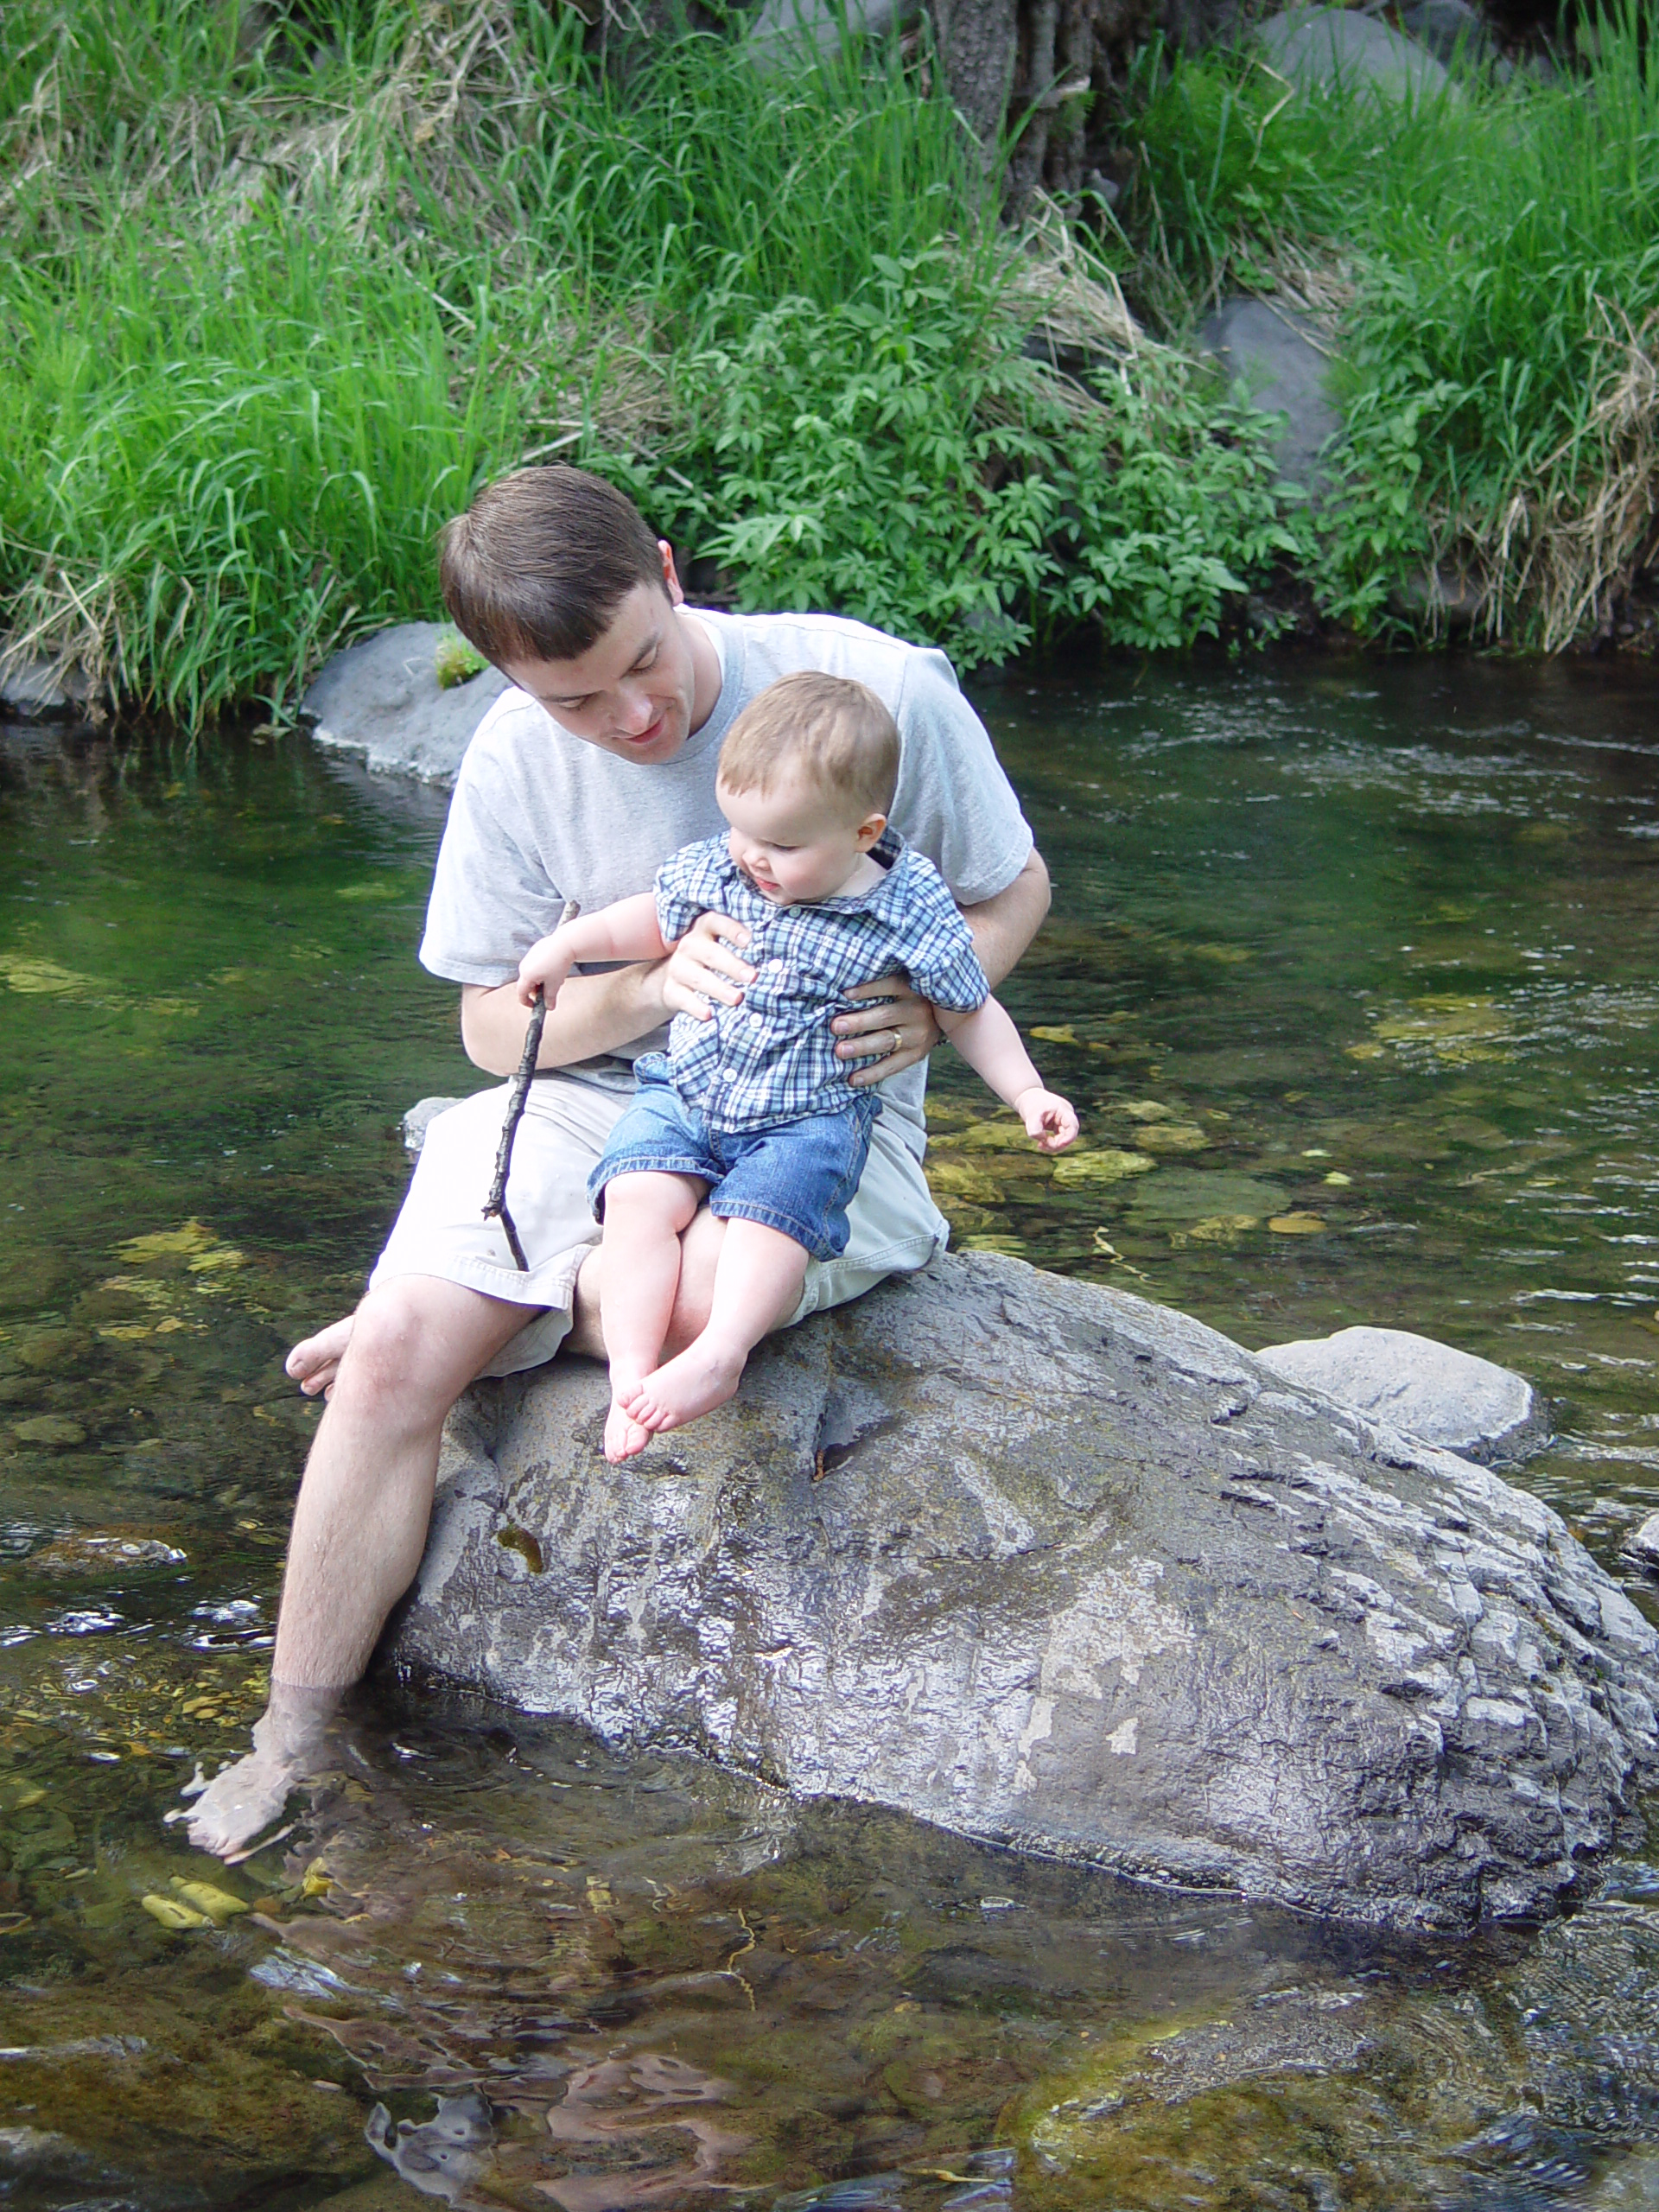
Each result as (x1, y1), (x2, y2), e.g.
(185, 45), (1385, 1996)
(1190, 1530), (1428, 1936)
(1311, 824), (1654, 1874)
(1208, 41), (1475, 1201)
(369, 1074), (949, 1377)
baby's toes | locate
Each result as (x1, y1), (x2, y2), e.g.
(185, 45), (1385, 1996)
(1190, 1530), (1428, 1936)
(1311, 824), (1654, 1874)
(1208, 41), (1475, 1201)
(603, 1402), (648, 1463)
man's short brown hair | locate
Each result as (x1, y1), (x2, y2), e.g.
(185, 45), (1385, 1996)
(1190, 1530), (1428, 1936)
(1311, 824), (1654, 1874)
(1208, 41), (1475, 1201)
(438, 465), (665, 666)
(718, 672), (900, 821)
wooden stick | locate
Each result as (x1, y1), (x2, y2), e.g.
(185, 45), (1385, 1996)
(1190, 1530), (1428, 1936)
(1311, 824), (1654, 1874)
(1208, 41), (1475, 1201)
(484, 899), (580, 1270)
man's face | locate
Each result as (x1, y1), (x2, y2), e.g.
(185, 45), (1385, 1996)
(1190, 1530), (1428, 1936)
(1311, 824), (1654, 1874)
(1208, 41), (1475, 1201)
(500, 570), (699, 767)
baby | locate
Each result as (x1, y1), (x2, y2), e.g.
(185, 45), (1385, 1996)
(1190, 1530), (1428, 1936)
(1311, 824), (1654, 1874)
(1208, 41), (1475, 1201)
(517, 670), (1078, 1463)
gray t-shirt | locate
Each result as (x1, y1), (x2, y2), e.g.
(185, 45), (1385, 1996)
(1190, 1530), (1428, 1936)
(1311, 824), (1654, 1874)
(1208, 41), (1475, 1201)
(418, 607), (1033, 1146)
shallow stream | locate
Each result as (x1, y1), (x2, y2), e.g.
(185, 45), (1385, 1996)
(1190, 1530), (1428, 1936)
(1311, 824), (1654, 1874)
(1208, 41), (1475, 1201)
(3, 658), (1659, 2209)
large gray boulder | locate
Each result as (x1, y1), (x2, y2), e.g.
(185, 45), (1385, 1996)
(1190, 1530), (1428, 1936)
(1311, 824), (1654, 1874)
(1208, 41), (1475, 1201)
(1256, 1323), (1544, 1465)
(1256, 5), (1452, 99)
(1193, 296), (1341, 500)
(298, 621), (506, 788)
(389, 1252), (1659, 1932)
(747, 0), (904, 62)
(1400, 0), (1496, 68)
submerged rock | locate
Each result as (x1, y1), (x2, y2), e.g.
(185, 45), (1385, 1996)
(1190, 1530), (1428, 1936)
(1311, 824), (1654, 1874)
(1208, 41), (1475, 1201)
(1255, 1324), (1543, 1465)
(389, 1253), (1659, 1932)
(299, 623), (506, 789)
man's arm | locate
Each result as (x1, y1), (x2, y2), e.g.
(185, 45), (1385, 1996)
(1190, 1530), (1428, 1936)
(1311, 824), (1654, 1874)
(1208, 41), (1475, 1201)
(461, 961), (669, 1077)
(962, 847), (1052, 989)
(833, 847), (1052, 1082)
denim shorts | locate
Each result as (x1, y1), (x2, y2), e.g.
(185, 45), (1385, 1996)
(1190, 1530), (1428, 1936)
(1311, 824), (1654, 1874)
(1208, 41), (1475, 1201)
(588, 1063), (876, 1262)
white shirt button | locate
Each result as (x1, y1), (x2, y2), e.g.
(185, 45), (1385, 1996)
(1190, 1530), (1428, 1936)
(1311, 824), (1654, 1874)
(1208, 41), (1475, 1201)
(769, 958), (785, 973)
(749, 1012), (764, 1029)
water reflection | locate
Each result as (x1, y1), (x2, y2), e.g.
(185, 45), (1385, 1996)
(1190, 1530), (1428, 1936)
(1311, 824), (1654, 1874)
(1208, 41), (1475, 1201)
(3, 661), (1659, 2207)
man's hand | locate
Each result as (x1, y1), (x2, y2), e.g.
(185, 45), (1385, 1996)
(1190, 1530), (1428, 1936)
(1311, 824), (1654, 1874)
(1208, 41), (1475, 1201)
(661, 910), (754, 1022)
(830, 850), (1052, 1088)
(834, 977), (943, 1086)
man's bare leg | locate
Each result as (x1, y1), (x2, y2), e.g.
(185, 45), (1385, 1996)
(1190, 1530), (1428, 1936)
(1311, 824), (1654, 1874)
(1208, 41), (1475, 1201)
(623, 1220), (808, 1439)
(185, 1276), (536, 1857)
(592, 1172), (704, 1462)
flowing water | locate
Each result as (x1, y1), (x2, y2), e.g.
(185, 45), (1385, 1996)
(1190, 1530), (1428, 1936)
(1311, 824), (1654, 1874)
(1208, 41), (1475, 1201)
(3, 658), (1658, 2210)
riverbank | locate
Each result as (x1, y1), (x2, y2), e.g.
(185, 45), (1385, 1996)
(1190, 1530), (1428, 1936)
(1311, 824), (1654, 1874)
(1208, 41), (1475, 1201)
(2, 1), (1655, 723)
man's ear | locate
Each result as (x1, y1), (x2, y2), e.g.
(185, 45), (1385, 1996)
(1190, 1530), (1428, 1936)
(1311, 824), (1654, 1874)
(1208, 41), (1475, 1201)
(659, 539), (685, 607)
(855, 811), (888, 853)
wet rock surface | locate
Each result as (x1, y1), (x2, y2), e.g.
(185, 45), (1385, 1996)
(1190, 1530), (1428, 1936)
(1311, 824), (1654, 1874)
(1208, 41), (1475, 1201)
(298, 621), (505, 788)
(1255, 1323), (1543, 1465)
(389, 1252), (1659, 1932)
(402, 1094), (465, 1156)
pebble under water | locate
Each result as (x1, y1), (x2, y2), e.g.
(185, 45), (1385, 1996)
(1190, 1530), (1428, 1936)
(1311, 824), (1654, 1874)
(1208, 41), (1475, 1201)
(2, 657), (1658, 2210)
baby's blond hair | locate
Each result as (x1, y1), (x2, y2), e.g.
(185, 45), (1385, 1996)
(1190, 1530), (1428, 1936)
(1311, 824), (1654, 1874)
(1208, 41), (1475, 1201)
(717, 671), (899, 822)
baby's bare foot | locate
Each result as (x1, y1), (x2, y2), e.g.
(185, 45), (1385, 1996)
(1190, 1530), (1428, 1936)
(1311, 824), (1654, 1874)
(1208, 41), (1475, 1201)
(621, 1340), (747, 1437)
(603, 1398), (653, 1463)
(284, 1313), (355, 1400)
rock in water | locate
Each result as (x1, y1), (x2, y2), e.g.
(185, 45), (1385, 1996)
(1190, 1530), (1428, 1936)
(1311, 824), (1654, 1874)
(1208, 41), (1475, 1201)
(403, 1096), (464, 1158)
(389, 1254), (1659, 1930)
(300, 623), (506, 788)
(1255, 1324), (1543, 1465)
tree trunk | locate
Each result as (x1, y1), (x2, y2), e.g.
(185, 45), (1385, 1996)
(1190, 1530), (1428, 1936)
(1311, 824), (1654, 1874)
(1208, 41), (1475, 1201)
(928, 0), (1160, 207)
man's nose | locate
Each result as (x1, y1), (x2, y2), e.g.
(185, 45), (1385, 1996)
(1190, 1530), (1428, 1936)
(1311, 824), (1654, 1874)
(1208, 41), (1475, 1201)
(616, 684), (656, 734)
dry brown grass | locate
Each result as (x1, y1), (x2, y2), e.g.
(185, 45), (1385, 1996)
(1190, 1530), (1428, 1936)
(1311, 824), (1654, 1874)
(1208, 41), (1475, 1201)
(1468, 308), (1659, 648)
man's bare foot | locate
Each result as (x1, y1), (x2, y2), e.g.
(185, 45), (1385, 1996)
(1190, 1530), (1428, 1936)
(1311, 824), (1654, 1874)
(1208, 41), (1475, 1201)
(620, 1338), (747, 1438)
(168, 1685), (339, 1858)
(174, 1744), (304, 1858)
(603, 1395), (653, 1464)
(285, 1313), (355, 1400)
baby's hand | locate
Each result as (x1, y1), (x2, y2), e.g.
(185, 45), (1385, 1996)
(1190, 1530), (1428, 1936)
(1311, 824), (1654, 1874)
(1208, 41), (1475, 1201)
(1015, 1087), (1079, 1154)
(517, 928), (577, 1010)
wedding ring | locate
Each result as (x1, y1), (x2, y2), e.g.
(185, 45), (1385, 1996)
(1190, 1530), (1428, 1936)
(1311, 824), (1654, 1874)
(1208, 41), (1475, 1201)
(884, 1027), (902, 1058)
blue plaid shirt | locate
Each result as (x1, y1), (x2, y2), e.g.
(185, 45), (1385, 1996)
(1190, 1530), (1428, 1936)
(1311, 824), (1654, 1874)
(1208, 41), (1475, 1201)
(652, 826), (989, 1135)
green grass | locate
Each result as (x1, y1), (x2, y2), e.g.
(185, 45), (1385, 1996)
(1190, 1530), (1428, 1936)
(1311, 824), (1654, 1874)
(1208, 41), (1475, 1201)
(0, 0), (1292, 722)
(1116, 3), (1659, 642)
(10, 0), (1647, 710)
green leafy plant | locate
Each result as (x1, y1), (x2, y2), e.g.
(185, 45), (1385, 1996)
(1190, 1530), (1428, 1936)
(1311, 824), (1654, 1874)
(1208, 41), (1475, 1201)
(608, 252), (1300, 666)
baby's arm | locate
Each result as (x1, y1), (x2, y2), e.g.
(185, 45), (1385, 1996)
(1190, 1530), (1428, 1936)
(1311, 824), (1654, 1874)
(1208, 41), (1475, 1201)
(936, 996), (1079, 1153)
(516, 893), (671, 1010)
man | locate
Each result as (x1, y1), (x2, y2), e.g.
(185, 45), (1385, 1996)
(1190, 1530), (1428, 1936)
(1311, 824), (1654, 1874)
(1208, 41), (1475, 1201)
(183, 466), (1049, 1856)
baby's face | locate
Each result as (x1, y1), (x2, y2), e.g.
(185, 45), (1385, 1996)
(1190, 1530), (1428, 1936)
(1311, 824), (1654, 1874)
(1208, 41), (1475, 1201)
(718, 769), (881, 905)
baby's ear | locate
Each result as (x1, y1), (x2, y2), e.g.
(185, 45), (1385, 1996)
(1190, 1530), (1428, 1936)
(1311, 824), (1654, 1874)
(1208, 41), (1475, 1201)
(855, 811), (888, 852)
